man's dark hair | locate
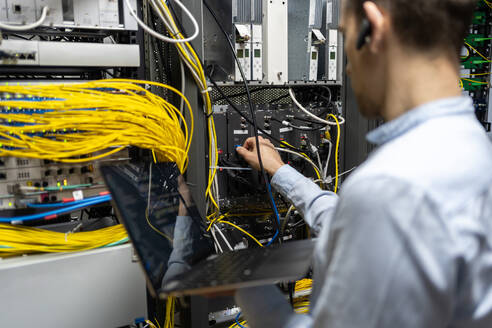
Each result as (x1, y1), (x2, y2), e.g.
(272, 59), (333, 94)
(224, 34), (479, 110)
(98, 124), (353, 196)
(347, 0), (477, 57)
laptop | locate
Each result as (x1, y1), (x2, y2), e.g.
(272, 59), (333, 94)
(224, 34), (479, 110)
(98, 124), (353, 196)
(101, 161), (314, 298)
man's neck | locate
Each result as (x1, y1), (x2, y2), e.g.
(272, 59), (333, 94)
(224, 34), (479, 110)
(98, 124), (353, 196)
(381, 50), (462, 122)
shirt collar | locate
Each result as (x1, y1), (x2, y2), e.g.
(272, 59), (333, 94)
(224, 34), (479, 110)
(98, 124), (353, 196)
(366, 96), (474, 146)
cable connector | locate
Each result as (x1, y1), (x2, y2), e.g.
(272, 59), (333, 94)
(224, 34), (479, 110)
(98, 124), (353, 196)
(309, 143), (318, 154)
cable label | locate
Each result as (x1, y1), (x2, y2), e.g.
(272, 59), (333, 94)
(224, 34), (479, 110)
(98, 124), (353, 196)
(233, 130), (249, 135)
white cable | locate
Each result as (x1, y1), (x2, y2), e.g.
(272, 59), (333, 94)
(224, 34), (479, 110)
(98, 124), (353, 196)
(284, 205), (295, 226)
(210, 227), (223, 253)
(314, 147), (323, 179)
(215, 226), (233, 251)
(0, 6), (49, 31)
(149, 0), (173, 30)
(213, 174), (220, 208)
(289, 88), (345, 126)
(322, 139), (333, 179)
(314, 166), (357, 185)
(276, 147), (322, 176)
(285, 205), (295, 222)
(281, 120), (323, 131)
(124, 0), (199, 44)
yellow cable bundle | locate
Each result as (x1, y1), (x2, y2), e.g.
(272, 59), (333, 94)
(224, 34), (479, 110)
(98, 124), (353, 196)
(295, 278), (313, 292)
(0, 79), (193, 173)
(293, 279), (312, 314)
(164, 296), (176, 328)
(0, 223), (128, 257)
(155, 0), (220, 213)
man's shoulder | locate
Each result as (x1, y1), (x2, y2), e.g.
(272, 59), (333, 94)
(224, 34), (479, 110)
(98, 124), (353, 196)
(344, 115), (492, 213)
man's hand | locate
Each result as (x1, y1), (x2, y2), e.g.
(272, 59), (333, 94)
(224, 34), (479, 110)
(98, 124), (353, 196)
(236, 136), (285, 176)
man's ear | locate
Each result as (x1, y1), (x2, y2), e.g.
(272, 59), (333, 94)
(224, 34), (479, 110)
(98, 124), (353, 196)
(363, 1), (386, 53)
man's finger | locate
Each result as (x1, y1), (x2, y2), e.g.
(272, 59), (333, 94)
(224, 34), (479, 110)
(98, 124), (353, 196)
(236, 146), (250, 158)
(236, 146), (256, 162)
(243, 137), (256, 149)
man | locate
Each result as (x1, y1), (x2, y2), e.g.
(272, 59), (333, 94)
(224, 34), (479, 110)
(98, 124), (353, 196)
(234, 0), (492, 327)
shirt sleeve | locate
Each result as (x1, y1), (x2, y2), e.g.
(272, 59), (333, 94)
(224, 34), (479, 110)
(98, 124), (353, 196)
(237, 176), (458, 328)
(310, 176), (455, 328)
(271, 165), (339, 236)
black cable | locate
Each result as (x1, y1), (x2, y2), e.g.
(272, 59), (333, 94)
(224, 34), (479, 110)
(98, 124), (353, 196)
(203, 0), (282, 242)
(269, 93), (291, 104)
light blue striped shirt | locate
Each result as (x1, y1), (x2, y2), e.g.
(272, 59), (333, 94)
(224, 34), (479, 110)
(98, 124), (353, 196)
(235, 96), (492, 328)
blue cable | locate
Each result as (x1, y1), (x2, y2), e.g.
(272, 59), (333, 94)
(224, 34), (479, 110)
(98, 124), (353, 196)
(265, 181), (281, 247)
(26, 195), (111, 208)
(0, 196), (111, 222)
(235, 312), (246, 328)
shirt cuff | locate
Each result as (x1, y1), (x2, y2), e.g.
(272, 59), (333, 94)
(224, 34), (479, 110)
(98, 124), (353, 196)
(271, 164), (306, 198)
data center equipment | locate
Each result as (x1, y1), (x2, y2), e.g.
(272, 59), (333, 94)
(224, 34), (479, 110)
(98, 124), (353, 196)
(251, 0), (262, 81)
(203, 0), (257, 82)
(203, 0), (343, 85)
(0, 0), (141, 70)
(460, 0), (492, 133)
(0, 0), (138, 30)
(0, 39), (140, 67)
(320, 0), (343, 82)
(0, 0), (348, 327)
(0, 1), (148, 326)
(262, 0), (289, 84)
(288, 0), (324, 82)
(209, 85), (341, 247)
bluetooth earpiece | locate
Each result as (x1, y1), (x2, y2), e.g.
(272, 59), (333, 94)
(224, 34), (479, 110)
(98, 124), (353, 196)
(356, 18), (372, 50)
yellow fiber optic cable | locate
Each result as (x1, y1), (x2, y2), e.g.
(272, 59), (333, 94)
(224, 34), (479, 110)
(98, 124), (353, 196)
(156, 0), (219, 213)
(0, 79), (193, 173)
(461, 78), (490, 85)
(217, 220), (264, 248)
(0, 223), (128, 257)
(327, 114), (341, 193)
(464, 42), (491, 62)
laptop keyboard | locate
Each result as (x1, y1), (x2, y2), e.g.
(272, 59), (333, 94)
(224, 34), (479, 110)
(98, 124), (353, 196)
(178, 247), (271, 288)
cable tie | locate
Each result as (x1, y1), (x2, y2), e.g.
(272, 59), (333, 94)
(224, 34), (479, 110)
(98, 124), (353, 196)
(201, 87), (212, 94)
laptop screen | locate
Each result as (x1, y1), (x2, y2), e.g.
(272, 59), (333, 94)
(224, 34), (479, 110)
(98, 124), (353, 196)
(101, 162), (213, 293)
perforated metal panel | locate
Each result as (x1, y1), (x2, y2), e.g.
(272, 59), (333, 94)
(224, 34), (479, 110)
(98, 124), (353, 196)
(211, 85), (341, 106)
(211, 86), (292, 105)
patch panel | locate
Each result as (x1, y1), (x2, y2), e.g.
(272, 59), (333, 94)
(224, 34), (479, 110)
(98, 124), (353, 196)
(214, 101), (334, 214)
(0, 148), (129, 209)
